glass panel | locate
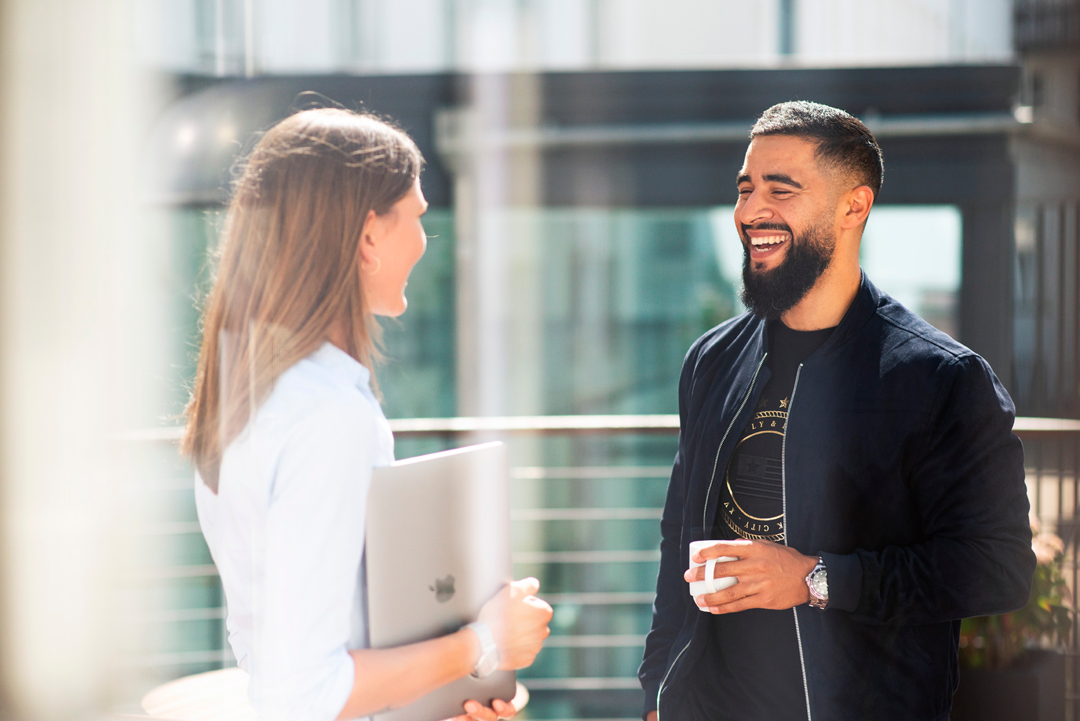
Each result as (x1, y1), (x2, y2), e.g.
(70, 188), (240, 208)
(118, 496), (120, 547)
(379, 208), (457, 419)
(138, 200), (966, 717)
(150, 205), (223, 417)
(712, 204), (962, 337)
(150, 205), (457, 420)
(481, 207), (735, 416)
(859, 205), (963, 338)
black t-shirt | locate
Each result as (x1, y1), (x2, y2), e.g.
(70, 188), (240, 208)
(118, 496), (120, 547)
(694, 320), (834, 721)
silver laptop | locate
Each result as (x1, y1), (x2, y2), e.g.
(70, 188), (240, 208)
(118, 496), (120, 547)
(366, 442), (516, 721)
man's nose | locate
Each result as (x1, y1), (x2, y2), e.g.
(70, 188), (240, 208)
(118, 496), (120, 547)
(736, 189), (773, 227)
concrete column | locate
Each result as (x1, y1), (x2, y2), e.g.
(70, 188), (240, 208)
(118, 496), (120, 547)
(0, 1), (164, 718)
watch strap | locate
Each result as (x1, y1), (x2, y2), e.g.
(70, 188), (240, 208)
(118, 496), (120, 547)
(806, 556), (829, 610)
(465, 621), (498, 678)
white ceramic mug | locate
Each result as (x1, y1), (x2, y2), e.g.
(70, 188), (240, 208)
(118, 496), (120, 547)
(688, 540), (738, 608)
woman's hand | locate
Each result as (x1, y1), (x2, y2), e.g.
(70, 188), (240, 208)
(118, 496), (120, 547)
(451, 697), (517, 721)
(338, 582), (548, 720)
(454, 680), (529, 721)
(478, 577), (553, 670)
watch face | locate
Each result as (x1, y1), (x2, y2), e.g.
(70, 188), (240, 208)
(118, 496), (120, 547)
(811, 568), (828, 597)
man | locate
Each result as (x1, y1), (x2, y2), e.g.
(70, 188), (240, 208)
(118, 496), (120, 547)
(638, 101), (1035, 721)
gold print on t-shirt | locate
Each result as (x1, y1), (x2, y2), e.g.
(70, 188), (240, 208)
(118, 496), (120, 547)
(720, 398), (789, 543)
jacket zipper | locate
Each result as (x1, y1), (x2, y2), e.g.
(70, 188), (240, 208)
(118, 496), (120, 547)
(784, 363), (812, 721)
(656, 353), (767, 721)
(702, 354), (768, 531)
(654, 639), (690, 721)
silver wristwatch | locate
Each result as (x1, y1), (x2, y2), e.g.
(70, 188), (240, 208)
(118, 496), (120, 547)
(805, 556), (829, 610)
(466, 621), (499, 678)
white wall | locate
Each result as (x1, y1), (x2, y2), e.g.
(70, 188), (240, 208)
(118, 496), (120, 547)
(258, 0), (337, 73)
(596, 0), (782, 69)
(1, 0), (167, 718)
(134, 0), (201, 73)
(796, 0), (1014, 66)
(134, 0), (1016, 76)
(370, 0), (452, 72)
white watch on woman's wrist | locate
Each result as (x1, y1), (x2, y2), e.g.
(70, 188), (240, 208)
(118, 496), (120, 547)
(466, 622), (499, 678)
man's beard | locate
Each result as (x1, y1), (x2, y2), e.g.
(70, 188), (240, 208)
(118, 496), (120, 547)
(739, 221), (835, 320)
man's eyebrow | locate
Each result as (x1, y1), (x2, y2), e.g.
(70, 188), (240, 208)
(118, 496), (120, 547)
(736, 173), (751, 185)
(763, 173), (803, 188)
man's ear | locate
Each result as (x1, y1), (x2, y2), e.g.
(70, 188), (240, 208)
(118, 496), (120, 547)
(840, 186), (875, 230)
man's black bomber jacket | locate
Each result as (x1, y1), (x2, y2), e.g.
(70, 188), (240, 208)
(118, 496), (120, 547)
(639, 273), (1036, 721)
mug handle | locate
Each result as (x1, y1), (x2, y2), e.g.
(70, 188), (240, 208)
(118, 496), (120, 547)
(704, 557), (719, 594)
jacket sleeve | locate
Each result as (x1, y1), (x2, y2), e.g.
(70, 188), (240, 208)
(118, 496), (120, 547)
(638, 347), (698, 715)
(639, 449), (689, 714)
(823, 353), (1036, 625)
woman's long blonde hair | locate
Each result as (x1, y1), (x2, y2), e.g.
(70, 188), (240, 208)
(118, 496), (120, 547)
(182, 108), (423, 492)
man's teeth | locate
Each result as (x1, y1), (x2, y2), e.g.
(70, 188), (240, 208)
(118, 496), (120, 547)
(751, 235), (788, 247)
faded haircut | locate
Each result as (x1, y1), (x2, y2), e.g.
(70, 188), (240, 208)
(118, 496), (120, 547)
(751, 101), (884, 197)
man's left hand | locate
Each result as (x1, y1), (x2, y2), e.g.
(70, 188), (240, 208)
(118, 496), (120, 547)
(683, 539), (818, 614)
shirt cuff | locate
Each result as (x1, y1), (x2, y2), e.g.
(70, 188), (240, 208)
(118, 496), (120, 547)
(254, 650), (356, 721)
(818, 551), (862, 613)
(322, 651), (357, 721)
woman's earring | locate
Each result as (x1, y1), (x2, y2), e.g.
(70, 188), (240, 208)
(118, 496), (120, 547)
(362, 257), (381, 275)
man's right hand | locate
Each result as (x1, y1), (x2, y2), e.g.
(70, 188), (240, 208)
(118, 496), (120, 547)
(646, 712), (658, 721)
(685, 538), (816, 613)
(478, 577), (553, 670)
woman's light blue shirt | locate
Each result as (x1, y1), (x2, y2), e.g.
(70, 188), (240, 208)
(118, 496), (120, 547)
(195, 342), (394, 721)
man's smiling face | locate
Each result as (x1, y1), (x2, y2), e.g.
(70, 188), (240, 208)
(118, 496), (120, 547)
(735, 134), (840, 319)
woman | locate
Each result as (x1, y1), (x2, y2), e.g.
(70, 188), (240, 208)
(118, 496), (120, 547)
(182, 108), (552, 721)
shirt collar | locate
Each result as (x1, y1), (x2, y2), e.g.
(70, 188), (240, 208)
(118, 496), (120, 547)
(307, 341), (372, 392)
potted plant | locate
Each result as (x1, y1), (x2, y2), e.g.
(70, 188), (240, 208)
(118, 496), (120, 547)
(951, 519), (1072, 721)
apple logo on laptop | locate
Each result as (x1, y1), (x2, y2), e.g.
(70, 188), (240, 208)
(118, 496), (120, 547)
(430, 575), (455, 603)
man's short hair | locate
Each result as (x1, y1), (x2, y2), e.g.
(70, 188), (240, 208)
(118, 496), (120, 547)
(751, 101), (884, 197)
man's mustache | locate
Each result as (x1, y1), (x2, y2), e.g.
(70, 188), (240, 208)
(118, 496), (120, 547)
(741, 222), (793, 237)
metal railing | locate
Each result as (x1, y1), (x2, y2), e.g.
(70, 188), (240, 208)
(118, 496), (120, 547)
(122, 415), (1080, 720)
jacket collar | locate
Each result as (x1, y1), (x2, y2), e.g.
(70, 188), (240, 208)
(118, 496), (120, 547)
(819, 269), (881, 354)
(753, 269), (880, 360)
